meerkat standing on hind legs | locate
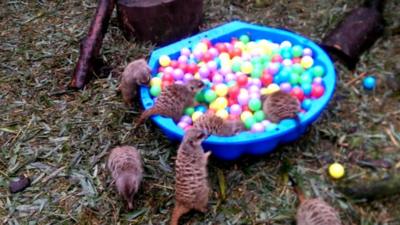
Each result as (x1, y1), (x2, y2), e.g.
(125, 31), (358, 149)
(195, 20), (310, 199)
(170, 128), (211, 225)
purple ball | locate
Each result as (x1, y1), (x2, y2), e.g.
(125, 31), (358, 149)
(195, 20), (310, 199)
(212, 74), (224, 84)
(303, 48), (313, 57)
(183, 73), (193, 82)
(180, 47), (191, 56)
(193, 49), (203, 60)
(175, 80), (184, 85)
(164, 66), (173, 74)
(313, 77), (323, 85)
(178, 121), (188, 129)
(261, 120), (271, 127)
(251, 78), (262, 87)
(199, 66), (210, 78)
(230, 104), (242, 115)
(178, 55), (188, 64)
(224, 73), (236, 82)
(249, 85), (260, 94)
(220, 66), (231, 75)
(208, 48), (219, 58)
(249, 92), (260, 99)
(181, 115), (192, 124)
(173, 69), (184, 80)
(280, 82), (292, 93)
(251, 123), (265, 133)
(268, 63), (280, 75)
(282, 59), (292, 67)
(207, 61), (218, 71)
(238, 93), (249, 105)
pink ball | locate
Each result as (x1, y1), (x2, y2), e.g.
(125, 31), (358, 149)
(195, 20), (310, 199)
(261, 120), (271, 127)
(282, 59), (292, 67)
(178, 55), (188, 64)
(164, 66), (174, 74)
(184, 125), (193, 132)
(268, 63), (280, 75)
(199, 66), (210, 78)
(251, 78), (262, 87)
(220, 66), (231, 75)
(180, 47), (191, 56)
(193, 49), (203, 59)
(303, 48), (313, 57)
(313, 77), (323, 85)
(230, 104), (242, 115)
(173, 69), (184, 80)
(224, 73), (236, 82)
(212, 74), (224, 84)
(208, 47), (219, 57)
(181, 115), (192, 124)
(207, 61), (218, 71)
(251, 123), (265, 133)
(237, 93), (249, 105)
(183, 73), (193, 82)
(175, 80), (184, 85)
(249, 92), (260, 99)
(311, 84), (324, 98)
(178, 121), (188, 129)
(249, 85), (260, 94)
(280, 82), (292, 93)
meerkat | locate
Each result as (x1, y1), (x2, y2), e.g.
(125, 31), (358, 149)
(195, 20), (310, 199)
(261, 90), (300, 123)
(136, 79), (204, 126)
(107, 146), (143, 210)
(170, 128), (211, 225)
(193, 113), (245, 136)
(118, 58), (151, 107)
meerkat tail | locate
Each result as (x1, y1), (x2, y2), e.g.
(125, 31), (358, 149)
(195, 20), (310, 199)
(135, 107), (161, 126)
(289, 175), (306, 203)
(170, 203), (190, 225)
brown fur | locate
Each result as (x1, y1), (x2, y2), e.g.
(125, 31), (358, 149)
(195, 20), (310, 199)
(262, 90), (300, 123)
(107, 146), (143, 210)
(193, 113), (245, 136)
(296, 198), (342, 225)
(170, 128), (211, 225)
(118, 59), (151, 107)
(136, 79), (204, 125)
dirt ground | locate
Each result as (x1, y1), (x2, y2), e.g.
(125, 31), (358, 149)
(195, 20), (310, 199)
(1, 0), (400, 224)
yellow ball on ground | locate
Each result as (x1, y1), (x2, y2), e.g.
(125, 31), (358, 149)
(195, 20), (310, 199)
(216, 109), (229, 119)
(328, 162), (345, 179)
(192, 111), (204, 122)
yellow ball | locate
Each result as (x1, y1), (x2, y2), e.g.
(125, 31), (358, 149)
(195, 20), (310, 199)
(209, 101), (218, 110)
(232, 56), (242, 63)
(234, 41), (245, 50)
(219, 52), (231, 61)
(215, 84), (228, 97)
(195, 42), (208, 53)
(301, 56), (314, 69)
(241, 61), (253, 74)
(246, 41), (257, 51)
(240, 111), (253, 122)
(265, 83), (280, 95)
(194, 73), (201, 80)
(214, 97), (228, 110)
(328, 162), (345, 179)
(150, 77), (162, 87)
(260, 88), (269, 95)
(159, 55), (171, 67)
(192, 111), (204, 122)
(216, 109), (229, 119)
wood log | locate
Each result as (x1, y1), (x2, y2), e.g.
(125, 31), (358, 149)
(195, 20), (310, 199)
(116, 0), (203, 45)
(69, 0), (116, 89)
(321, 0), (385, 69)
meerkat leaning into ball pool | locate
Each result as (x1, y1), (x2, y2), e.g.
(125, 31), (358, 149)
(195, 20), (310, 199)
(193, 113), (245, 136)
(261, 90), (301, 123)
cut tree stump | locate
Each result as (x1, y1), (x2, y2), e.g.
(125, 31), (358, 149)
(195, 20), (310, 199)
(116, 0), (203, 45)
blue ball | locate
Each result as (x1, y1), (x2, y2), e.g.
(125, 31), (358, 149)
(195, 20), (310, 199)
(363, 76), (376, 90)
(301, 83), (312, 96)
(302, 99), (312, 111)
(195, 105), (207, 113)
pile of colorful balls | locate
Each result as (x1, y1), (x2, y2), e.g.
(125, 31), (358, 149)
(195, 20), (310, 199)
(148, 35), (327, 133)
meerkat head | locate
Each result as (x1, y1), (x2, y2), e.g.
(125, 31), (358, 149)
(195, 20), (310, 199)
(186, 79), (205, 93)
(183, 128), (208, 146)
(229, 120), (246, 135)
(134, 59), (151, 86)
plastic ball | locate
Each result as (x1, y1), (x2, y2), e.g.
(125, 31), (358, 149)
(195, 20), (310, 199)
(253, 110), (265, 122)
(212, 73), (224, 84)
(173, 69), (184, 80)
(267, 62), (280, 75)
(280, 82), (292, 93)
(301, 99), (312, 111)
(204, 89), (217, 103)
(230, 104), (242, 115)
(214, 97), (228, 110)
(280, 40), (292, 48)
(302, 48), (313, 56)
(271, 54), (283, 63)
(192, 111), (204, 122)
(264, 83), (280, 95)
(228, 85), (240, 98)
(291, 45), (303, 58)
(299, 72), (313, 84)
(313, 77), (323, 85)
(261, 73), (273, 86)
(159, 55), (171, 67)
(184, 125), (193, 132)
(215, 84), (229, 97)
(290, 87), (305, 101)
(311, 84), (325, 98)
(244, 117), (256, 129)
(240, 111), (253, 122)
(290, 73), (300, 85)
(184, 107), (195, 116)
(195, 105), (207, 113)
(251, 123), (265, 133)
(248, 98), (262, 111)
(150, 77), (162, 87)
(181, 115), (192, 124)
(363, 76), (376, 90)
(199, 66), (210, 78)
(328, 162), (345, 179)
(312, 65), (325, 77)
(301, 56), (314, 69)
(292, 64), (304, 75)
(261, 120), (270, 127)
(216, 109), (229, 119)
(251, 66), (263, 78)
(208, 47), (219, 58)
(178, 121), (188, 129)
(224, 73), (236, 83)
(231, 61), (242, 72)
(237, 92), (249, 105)
(301, 83), (313, 96)
(180, 47), (191, 56)
(241, 61), (253, 74)
(150, 85), (161, 97)
(237, 74), (249, 87)
(239, 34), (250, 44)
(265, 123), (278, 131)
(282, 59), (293, 67)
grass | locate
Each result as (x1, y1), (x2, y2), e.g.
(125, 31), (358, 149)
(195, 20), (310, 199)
(1, 0), (400, 224)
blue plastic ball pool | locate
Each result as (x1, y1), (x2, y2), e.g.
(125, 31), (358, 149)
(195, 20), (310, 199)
(363, 76), (376, 90)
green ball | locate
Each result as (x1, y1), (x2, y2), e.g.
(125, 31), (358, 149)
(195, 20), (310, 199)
(290, 73), (300, 85)
(312, 65), (325, 77)
(260, 54), (271, 64)
(251, 66), (263, 78)
(251, 57), (262, 65)
(232, 61), (242, 72)
(292, 64), (304, 74)
(204, 90), (217, 103)
(239, 34), (250, 44)
(184, 107), (195, 116)
(272, 47), (280, 56)
(195, 91), (205, 102)
(292, 45), (303, 58)
(150, 85), (161, 97)
(248, 98), (262, 111)
(253, 110), (265, 122)
(300, 71), (313, 84)
(156, 72), (163, 78)
(244, 117), (256, 129)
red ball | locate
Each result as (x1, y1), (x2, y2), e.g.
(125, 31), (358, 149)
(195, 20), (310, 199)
(228, 98), (236, 106)
(215, 43), (227, 53)
(231, 37), (238, 45)
(290, 87), (305, 101)
(162, 80), (173, 89)
(201, 39), (212, 48)
(237, 75), (248, 87)
(158, 67), (165, 73)
(271, 55), (283, 63)
(186, 63), (198, 74)
(170, 60), (178, 68)
(311, 84), (325, 98)
(202, 52), (213, 62)
(228, 85), (240, 98)
(225, 43), (233, 53)
(229, 47), (242, 58)
(292, 57), (301, 64)
(162, 73), (174, 82)
(178, 62), (187, 72)
(242, 105), (249, 112)
(261, 72), (273, 86)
